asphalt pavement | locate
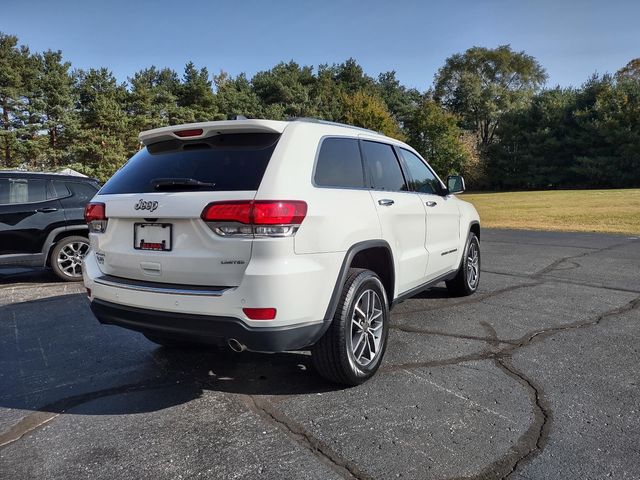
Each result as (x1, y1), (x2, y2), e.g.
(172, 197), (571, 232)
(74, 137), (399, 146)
(1, 229), (639, 479)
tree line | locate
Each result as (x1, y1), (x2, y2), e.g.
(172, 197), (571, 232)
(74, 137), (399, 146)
(1, 32), (638, 188)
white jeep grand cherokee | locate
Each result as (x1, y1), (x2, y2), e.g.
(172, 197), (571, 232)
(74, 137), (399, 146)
(83, 118), (480, 385)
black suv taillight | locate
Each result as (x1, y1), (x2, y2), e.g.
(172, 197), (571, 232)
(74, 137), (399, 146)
(84, 202), (108, 233)
(201, 200), (307, 237)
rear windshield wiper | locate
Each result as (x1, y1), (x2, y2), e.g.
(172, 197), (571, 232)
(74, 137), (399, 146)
(151, 178), (216, 191)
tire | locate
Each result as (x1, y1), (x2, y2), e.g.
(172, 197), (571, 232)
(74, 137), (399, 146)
(50, 235), (90, 282)
(311, 268), (390, 386)
(445, 232), (480, 297)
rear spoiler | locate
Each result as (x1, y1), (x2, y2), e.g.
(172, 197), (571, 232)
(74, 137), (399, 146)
(138, 120), (289, 146)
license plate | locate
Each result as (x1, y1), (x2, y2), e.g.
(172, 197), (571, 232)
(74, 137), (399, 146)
(134, 223), (172, 251)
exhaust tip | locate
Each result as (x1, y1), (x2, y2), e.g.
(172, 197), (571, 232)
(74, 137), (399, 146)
(227, 338), (246, 353)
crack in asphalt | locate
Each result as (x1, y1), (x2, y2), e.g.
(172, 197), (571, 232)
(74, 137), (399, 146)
(494, 359), (551, 480)
(390, 324), (518, 345)
(483, 270), (640, 294)
(238, 394), (369, 480)
(2, 293), (638, 478)
(482, 239), (603, 250)
(2, 236), (639, 478)
(392, 281), (542, 318)
(531, 237), (639, 278)
(384, 293), (640, 480)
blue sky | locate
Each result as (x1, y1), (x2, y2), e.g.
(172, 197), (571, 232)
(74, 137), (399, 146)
(2, 0), (639, 90)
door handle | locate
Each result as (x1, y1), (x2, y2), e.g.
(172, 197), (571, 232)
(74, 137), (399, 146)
(36, 207), (58, 213)
(425, 201), (438, 207)
(378, 199), (395, 206)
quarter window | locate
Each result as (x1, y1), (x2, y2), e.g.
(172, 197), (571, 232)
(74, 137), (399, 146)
(361, 141), (407, 192)
(399, 149), (442, 195)
(314, 138), (365, 188)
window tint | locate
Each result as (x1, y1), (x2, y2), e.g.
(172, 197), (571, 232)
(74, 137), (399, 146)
(399, 149), (442, 195)
(314, 138), (364, 188)
(99, 133), (280, 194)
(361, 141), (407, 192)
(67, 182), (98, 206)
(46, 181), (57, 200)
(0, 178), (48, 204)
(52, 181), (71, 198)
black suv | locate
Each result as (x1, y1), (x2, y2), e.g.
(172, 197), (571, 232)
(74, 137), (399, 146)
(0, 171), (100, 281)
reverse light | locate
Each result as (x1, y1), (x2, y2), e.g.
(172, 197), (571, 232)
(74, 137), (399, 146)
(243, 307), (277, 320)
(84, 202), (108, 233)
(201, 201), (307, 238)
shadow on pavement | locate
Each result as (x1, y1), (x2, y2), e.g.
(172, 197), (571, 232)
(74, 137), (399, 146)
(0, 267), (60, 285)
(0, 293), (343, 420)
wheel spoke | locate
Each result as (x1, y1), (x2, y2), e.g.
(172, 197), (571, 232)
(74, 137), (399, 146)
(351, 316), (362, 330)
(353, 332), (367, 360)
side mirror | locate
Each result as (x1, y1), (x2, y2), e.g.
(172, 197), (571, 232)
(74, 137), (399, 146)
(447, 175), (465, 194)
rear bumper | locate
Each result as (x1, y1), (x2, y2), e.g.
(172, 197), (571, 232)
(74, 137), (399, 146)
(90, 299), (326, 352)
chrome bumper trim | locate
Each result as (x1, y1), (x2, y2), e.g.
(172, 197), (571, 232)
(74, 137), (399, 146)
(94, 275), (233, 297)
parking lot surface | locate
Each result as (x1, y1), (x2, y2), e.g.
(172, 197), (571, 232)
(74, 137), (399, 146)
(1, 229), (639, 479)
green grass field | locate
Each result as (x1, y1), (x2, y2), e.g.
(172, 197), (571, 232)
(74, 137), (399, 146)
(461, 189), (640, 235)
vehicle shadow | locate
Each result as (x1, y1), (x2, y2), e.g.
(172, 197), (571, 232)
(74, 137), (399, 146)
(0, 293), (343, 420)
(410, 286), (451, 299)
(0, 266), (59, 285)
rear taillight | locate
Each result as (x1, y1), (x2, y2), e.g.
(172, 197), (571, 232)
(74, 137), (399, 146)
(201, 200), (307, 238)
(84, 202), (108, 233)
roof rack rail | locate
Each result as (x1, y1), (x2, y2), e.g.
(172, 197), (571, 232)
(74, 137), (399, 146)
(288, 117), (381, 135)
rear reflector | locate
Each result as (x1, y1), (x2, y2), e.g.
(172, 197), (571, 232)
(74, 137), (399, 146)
(243, 308), (277, 320)
(201, 201), (307, 225)
(174, 128), (204, 138)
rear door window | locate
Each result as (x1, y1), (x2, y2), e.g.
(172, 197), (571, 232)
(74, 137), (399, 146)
(314, 137), (365, 188)
(0, 178), (48, 204)
(361, 141), (407, 192)
(99, 133), (280, 194)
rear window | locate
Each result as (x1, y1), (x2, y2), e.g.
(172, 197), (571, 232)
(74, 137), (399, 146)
(99, 133), (280, 194)
(314, 137), (365, 188)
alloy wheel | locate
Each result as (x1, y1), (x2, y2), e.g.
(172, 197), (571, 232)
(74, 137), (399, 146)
(56, 240), (90, 278)
(350, 289), (384, 367)
(466, 241), (480, 289)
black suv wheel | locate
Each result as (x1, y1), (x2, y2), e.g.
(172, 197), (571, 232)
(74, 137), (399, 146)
(446, 232), (480, 296)
(312, 268), (390, 386)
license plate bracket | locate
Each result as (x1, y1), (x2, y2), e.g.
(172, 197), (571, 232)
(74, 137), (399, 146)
(134, 223), (172, 251)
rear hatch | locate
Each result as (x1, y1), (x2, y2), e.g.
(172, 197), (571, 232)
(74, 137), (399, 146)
(93, 130), (281, 286)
